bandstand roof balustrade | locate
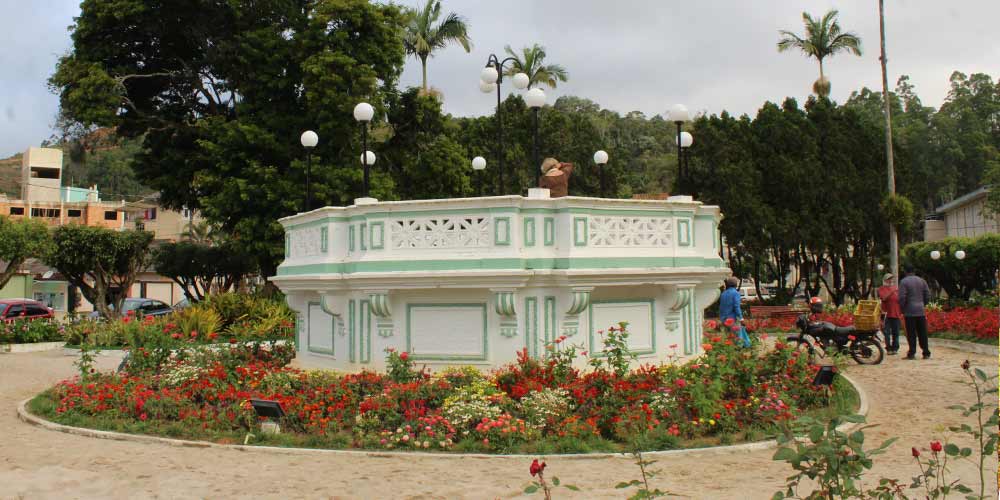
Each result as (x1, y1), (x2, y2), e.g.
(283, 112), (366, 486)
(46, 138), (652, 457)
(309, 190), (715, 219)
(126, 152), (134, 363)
(270, 191), (726, 292)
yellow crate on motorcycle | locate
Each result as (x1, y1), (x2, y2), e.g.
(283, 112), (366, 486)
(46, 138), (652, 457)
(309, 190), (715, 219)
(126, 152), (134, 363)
(853, 300), (881, 331)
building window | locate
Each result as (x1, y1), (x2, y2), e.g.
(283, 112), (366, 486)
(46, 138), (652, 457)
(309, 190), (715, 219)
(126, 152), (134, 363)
(46, 209), (60, 218)
(68, 209), (82, 217)
(104, 211), (118, 221)
(143, 207), (157, 220)
(31, 208), (42, 217)
(30, 208), (61, 218)
(9, 207), (24, 215)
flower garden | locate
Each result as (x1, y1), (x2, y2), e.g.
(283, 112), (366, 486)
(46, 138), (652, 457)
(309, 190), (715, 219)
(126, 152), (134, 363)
(724, 306), (998, 344)
(29, 323), (858, 454)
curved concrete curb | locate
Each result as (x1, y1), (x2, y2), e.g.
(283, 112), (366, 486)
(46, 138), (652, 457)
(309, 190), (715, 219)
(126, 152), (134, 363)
(17, 373), (868, 460)
(928, 338), (998, 356)
(1, 341), (65, 354)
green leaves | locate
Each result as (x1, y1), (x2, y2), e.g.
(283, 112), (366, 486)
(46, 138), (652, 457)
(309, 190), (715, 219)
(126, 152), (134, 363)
(0, 216), (51, 289)
(522, 485), (538, 494)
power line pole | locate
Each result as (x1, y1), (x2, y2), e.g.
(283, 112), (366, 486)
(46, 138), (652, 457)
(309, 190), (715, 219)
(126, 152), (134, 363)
(879, 0), (899, 281)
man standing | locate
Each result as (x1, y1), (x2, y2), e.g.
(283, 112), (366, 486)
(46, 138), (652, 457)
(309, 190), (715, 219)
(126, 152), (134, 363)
(897, 265), (932, 359)
(877, 273), (901, 355)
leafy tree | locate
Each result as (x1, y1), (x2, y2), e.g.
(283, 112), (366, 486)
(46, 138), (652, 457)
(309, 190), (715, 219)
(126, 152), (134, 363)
(402, 0), (472, 92)
(777, 10), (862, 97)
(903, 235), (1000, 300)
(153, 241), (254, 302)
(0, 217), (51, 289)
(45, 226), (152, 319)
(503, 44), (569, 89)
(50, 0), (407, 277)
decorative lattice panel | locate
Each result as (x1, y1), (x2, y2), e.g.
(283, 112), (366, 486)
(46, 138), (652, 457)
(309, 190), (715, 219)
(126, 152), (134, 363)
(588, 217), (673, 247)
(391, 217), (491, 249)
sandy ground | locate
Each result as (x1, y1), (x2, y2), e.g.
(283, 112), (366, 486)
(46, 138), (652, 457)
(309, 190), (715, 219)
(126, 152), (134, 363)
(1, 346), (996, 500)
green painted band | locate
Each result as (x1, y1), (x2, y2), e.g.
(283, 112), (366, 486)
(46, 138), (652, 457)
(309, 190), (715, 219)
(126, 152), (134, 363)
(277, 257), (726, 276)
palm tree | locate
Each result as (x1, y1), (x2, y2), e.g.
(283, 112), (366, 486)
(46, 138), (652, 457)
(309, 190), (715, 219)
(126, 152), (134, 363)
(181, 220), (218, 245)
(777, 10), (862, 97)
(403, 0), (472, 91)
(503, 44), (569, 90)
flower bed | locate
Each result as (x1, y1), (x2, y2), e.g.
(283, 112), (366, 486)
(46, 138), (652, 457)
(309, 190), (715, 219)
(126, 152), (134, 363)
(1, 319), (64, 345)
(713, 307), (999, 342)
(30, 324), (857, 454)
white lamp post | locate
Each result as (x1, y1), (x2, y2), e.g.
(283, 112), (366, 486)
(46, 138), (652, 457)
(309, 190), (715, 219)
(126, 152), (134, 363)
(593, 150), (609, 197)
(512, 72), (530, 90)
(480, 49), (530, 194)
(354, 102), (375, 197)
(300, 130), (318, 210)
(526, 87), (546, 183)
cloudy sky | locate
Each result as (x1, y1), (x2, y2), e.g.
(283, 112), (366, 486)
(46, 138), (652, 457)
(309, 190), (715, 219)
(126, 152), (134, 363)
(1, 0), (997, 158)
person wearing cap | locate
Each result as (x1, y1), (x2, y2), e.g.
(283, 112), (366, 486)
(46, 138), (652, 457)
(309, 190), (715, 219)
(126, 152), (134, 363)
(538, 158), (574, 198)
(877, 272), (901, 355)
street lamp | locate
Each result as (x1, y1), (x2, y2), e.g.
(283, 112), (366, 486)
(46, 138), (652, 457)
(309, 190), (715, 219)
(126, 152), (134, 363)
(354, 102), (375, 197)
(675, 131), (694, 192)
(525, 87), (546, 185)
(669, 104), (690, 194)
(480, 54), (529, 195)
(300, 130), (318, 211)
(472, 156), (487, 197)
(593, 150), (609, 197)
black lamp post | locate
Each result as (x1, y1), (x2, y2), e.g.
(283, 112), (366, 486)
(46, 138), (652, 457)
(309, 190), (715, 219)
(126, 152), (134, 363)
(593, 150), (609, 198)
(480, 56), (530, 195)
(354, 102), (375, 197)
(669, 104), (690, 194)
(525, 87), (546, 186)
(300, 130), (318, 210)
(676, 131), (693, 196)
(472, 156), (487, 197)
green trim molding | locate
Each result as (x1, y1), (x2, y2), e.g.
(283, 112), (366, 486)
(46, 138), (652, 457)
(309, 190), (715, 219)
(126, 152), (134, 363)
(307, 302), (335, 356)
(523, 217), (536, 247)
(677, 218), (692, 247)
(405, 303), (488, 361)
(524, 297), (539, 357)
(573, 217), (588, 247)
(277, 256), (725, 276)
(494, 217), (511, 246)
(369, 221), (385, 250)
(320, 227), (329, 253)
(588, 299), (656, 357)
(543, 217), (555, 246)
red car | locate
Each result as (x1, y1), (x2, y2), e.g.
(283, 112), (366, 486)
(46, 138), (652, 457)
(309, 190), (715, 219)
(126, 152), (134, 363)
(0, 299), (55, 323)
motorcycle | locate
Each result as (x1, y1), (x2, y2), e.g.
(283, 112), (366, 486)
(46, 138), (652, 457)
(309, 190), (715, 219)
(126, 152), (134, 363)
(787, 314), (884, 365)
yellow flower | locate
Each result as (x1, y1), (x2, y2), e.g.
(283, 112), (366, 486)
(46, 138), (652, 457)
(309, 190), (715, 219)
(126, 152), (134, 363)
(709, 419), (716, 425)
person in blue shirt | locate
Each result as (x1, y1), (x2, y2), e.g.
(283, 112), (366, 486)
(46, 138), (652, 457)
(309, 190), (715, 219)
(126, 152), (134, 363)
(718, 277), (751, 347)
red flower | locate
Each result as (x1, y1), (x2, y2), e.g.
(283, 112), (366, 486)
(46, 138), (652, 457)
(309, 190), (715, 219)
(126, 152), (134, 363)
(399, 352), (409, 361)
(674, 379), (687, 388)
(190, 331), (198, 338)
(930, 441), (942, 453)
(911, 447), (920, 458)
(706, 320), (718, 330)
(723, 318), (735, 327)
(171, 333), (181, 340)
(529, 459), (546, 477)
(702, 343), (713, 352)
(229, 338), (237, 344)
(961, 359), (971, 371)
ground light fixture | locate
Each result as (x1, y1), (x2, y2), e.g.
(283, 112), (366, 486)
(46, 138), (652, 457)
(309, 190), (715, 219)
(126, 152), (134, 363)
(955, 250), (966, 260)
(354, 102), (375, 197)
(930, 250), (941, 260)
(300, 130), (318, 210)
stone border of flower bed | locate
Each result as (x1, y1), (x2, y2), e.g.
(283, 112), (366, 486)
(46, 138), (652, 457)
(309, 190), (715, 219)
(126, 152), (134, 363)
(1, 341), (66, 354)
(17, 373), (868, 460)
(929, 338), (998, 356)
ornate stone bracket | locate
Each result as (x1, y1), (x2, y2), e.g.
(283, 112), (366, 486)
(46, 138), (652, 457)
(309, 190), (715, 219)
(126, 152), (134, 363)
(666, 285), (697, 355)
(493, 289), (517, 337)
(561, 287), (592, 337)
(319, 293), (347, 336)
(366, 290), (394, 338)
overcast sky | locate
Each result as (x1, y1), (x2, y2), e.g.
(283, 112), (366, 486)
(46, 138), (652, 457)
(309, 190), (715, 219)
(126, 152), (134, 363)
(1, 0), (997, 158)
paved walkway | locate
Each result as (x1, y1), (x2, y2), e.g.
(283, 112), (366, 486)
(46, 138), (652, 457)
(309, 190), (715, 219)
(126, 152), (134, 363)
(1, 345), (996, 499)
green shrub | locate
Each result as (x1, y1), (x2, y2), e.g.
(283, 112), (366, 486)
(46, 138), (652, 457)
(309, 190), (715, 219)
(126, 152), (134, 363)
(0, 319), (62, 344)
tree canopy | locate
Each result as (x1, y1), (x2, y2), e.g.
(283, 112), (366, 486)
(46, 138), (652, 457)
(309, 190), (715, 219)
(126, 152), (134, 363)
(0, 217), (51, 290)
(777, 10), (862, 97)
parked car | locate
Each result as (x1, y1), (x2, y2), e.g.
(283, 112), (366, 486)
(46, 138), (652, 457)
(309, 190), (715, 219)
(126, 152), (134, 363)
(0, 299), (55, 323)
(88, 298), (174, 320)
(172, 298), (191, 311)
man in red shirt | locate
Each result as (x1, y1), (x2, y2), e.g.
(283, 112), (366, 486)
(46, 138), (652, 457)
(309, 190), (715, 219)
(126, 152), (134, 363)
(877, 273), (902, 355)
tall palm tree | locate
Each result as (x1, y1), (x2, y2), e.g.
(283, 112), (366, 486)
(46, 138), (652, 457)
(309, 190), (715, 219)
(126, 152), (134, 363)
(503, 44), (569, 90)
(403, 0), (472, 91)
(777, 10), (862, 97)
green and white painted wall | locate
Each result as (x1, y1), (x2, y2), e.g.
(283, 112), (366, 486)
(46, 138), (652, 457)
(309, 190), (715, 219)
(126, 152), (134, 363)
(271, 191), (729, 371)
